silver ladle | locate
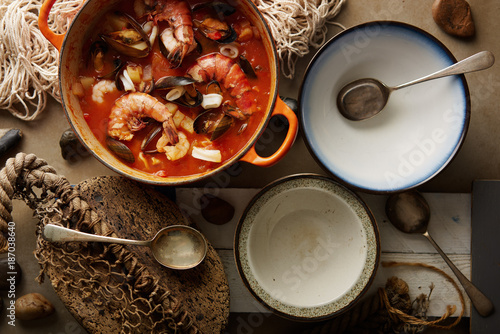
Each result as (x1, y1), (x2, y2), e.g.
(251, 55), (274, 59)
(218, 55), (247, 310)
(385, 191), (494, 317)
(337, 51), (495, 121)
(43, 224), (208, 270)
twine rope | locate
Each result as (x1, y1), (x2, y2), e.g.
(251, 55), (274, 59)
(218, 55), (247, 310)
(0, 152), (201, 333)
(380, 261), (466, 330)
(254, 0), (345, 79)
(0, 0), (83, 120)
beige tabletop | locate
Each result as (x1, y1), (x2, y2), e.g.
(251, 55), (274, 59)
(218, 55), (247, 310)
(0, 0), (497, 332)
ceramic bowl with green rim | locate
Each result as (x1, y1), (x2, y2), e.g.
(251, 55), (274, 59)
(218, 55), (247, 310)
(234, 174), (380, 321)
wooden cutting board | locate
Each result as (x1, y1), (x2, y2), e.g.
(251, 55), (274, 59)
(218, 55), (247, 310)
(42, 176), (229, 333)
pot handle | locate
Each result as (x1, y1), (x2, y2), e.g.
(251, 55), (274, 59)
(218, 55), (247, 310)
(240, 97), (298, 167)
(38, 0), (65, 51)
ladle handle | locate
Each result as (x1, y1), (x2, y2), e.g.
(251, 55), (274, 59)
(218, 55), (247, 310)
(43, 224), (150, 247)
(394, 51), (495, 90)
(423, 231), (494, 317)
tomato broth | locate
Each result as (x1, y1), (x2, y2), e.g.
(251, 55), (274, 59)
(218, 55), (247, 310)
(76, 0), (271, 177)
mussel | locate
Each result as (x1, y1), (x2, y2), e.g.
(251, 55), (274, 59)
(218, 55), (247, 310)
(90, 41), (108, 72)
(156, 76), (197, 88)
(100, 12), (151, 58)
(106, 137), (135, 163)
(192, 2), (237, 44)
(194, 18), (237, 44)
(141, 124), (162, 153)
(155, 76), (203, 108)
(238, 55), (257, 79)
(206, 81), (222, 94)
(193, 110), (234, 141)
(223, 103), (246, 120)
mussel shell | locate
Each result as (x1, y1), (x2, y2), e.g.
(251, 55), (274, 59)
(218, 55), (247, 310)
(154, 76), (202, 107)
(238, 55), (257, 79)
(140, 78), (155, 94)
(223, 103), (246, 120)
(100, 12), (151, 58)
(175, 88), (203, 108)
(106, 137), (135, 163)
(107, 29), (143, 44)
(194, 110), (233, 140)
(98, 58), (123, 80)
(206, 80), (222, 94)
(101, 35), (150, 58)
(155, 76), (197, 89)
(211, 115), (233, 140)
(90, 41), (108, 72)
(141, 124), (162, 151)
(194, 110), (221, 134)
(195, 20), (237, 44)
(216, 26), (237, 44)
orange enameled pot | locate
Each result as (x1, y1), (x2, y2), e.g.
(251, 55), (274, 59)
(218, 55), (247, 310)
(38, 0), (298, 185)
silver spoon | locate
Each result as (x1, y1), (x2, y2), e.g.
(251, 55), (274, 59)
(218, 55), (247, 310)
(43, 224), (208, 270)
(385, 191), (494, 317)
(337, 51), (495, 121)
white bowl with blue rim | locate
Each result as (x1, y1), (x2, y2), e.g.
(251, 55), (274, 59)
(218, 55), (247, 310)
(299, 21), (470, 193)
(234, 174), (380, 321)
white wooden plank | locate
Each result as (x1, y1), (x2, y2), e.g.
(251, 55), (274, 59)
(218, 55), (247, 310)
(177, 189), (471, 254)
(360, 193), (471, 254)
(220, 249), (471, 317)
(179, 190), (472, 317)
(176, 188), (260, 249)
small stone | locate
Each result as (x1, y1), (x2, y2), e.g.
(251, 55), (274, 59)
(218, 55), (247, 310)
(15, 293), (55, 320)
(432, 0), (475, 37)
(60, 129), (88, 162)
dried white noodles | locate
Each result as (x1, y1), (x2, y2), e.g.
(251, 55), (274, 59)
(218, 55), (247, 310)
(0, 0), (344, 121)
(0, 0), (82, 120)
(254, 0), (345, 79)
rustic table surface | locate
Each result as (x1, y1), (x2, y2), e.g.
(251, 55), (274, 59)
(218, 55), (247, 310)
(1, 0), (498, 333)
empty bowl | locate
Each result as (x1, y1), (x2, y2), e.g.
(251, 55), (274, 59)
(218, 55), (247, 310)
(299, 21), (470, 193)
(234, 174), (380, 320)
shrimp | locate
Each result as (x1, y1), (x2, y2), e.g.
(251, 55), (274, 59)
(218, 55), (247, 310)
(92, 80), (117, 103)
(158, 131), (189, 161)
(108, 92), (179, 149)
(187, 53), (258, 119)
(154, 0), (194, 67)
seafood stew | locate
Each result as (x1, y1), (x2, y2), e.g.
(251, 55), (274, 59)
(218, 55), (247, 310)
(74, 0), (272, 177)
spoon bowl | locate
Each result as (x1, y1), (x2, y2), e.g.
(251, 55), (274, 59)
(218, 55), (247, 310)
(43, 224), (208, 270)
(386, 191), (494, 317)
(337, 51), (495, 121)
(336, 78), (390, 121)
